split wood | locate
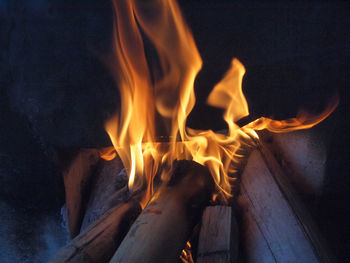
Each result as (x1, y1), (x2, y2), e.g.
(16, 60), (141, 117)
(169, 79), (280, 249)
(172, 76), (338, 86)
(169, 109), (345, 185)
(48, 201), (141, 263)
(237, 146), (335, 263)
(109, 160), (214, 263)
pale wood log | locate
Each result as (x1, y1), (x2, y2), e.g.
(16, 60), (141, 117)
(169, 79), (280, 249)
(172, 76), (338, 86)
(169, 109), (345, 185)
(238, 148), (335, 263)
(259, 130), (327, 199)
(197, 206), (239, 263)
(81, 156), (128, 231)
(109, 160), (214, 263)
(238, 190), (276, 263)
(259, 143), (335, 263)
(48, 201), (141, 263)
(63, 149), (100, 239)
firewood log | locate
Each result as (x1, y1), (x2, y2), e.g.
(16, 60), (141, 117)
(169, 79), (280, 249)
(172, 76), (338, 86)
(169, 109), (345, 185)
(259, 130), (327, 202)
(109, 160), (214, 263)
(80, 156), (128, 231)
(48, 201), (141, 263)
(197, 206), (239, 263)
(63, 149), (100, 238)
(238, 147), (335, 263)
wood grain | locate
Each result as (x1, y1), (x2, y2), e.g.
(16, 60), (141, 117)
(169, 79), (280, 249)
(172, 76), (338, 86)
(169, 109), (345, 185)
(238, 148), (335, 263)
(197, 206), (238, 263)
(109, 160), (214, 263)
(48, 201), (141, 263)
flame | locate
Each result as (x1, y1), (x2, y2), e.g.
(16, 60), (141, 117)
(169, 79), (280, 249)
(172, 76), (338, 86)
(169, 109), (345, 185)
(180, 241), (194, 263)
(244, 96), (338, 133)
(104, 0), (337, 206)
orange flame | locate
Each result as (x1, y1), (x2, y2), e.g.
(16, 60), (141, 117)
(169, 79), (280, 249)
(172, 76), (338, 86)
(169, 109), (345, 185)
(180, 241), (194, 263)
(103, 0), (337, 206)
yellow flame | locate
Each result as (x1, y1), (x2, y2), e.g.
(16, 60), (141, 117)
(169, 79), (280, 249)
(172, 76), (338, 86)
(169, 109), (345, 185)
(207, 58), (249, 135)
(103, 0), (337, 205)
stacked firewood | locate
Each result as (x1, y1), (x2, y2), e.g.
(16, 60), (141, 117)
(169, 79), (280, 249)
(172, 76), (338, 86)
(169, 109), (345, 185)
(49, 132), (335, 263)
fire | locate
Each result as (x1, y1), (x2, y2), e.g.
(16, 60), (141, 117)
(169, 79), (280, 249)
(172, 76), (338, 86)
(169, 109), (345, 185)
(103, 0), (338, 207)
(180, 241), (194, 263)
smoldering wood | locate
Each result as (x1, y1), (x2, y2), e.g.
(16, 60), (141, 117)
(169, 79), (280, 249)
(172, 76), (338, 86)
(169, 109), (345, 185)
(63, 148), (100, 239)
(197, 206), (239, 263)
(238, 148), (335, 263)
(48, 201), (141, 263)
(109, 160), (214, 263)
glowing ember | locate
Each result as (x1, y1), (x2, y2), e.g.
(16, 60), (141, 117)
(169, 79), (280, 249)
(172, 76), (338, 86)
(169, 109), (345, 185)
(103, 0), (337, 207)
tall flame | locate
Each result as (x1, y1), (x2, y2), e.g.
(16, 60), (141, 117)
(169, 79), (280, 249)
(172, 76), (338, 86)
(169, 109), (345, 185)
(104, 0), (338, 206)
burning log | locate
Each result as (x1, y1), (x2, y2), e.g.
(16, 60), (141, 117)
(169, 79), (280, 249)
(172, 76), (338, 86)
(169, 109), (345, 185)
(197, 206), (239, 263)
(109, 160), (214, 263)
(238, 146), (335, 263)
(48, 201), (141, 263)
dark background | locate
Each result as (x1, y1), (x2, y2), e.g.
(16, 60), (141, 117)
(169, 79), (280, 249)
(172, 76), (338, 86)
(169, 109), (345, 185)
(0, 0), (349, 262)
